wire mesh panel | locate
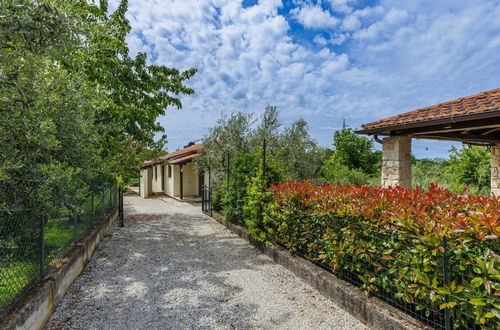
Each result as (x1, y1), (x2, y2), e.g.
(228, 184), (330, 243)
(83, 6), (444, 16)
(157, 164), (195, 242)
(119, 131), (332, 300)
(0, 180), (119, 317)
(275, 215), (499, 329)
(0, 210), (42, 312)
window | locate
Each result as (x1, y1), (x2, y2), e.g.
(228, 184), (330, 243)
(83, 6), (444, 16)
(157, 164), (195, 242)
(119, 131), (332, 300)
(154, 166), (157, 181)
(168, 165), (172, 178)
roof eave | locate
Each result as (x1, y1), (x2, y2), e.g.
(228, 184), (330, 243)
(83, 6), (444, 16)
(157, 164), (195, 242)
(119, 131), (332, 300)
(356, 110), (500, 135)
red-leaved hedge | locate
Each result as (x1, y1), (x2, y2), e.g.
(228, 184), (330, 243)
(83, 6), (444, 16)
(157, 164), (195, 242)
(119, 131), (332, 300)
(272, 182), (499, 240)
(258, 182), (499, 328)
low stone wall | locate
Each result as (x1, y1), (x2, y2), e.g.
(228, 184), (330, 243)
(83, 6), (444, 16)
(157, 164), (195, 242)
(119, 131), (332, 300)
(1, 209), (118, 330)
(210, 212), (429, 330)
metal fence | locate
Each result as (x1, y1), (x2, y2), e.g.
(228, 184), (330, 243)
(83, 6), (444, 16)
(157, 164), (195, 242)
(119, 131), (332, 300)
(201, 185), (212, 216)
(0, 181), (119, 316)
(277, 217), (499, 330)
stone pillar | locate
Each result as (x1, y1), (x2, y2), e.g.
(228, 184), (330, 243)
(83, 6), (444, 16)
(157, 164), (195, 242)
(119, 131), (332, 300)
(491, 143), (500, 197)
(381, 136), (412, 188)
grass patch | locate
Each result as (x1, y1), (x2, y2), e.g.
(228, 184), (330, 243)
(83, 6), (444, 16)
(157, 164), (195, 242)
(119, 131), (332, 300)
(0, 260), (38, 308)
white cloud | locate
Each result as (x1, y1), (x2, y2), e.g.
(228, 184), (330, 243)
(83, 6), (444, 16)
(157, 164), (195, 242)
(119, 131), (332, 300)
(327, 0), (355, 14)
(341, 15), (361, 31)
(291, 5), (340, 29)
(113, 0), (500, 158)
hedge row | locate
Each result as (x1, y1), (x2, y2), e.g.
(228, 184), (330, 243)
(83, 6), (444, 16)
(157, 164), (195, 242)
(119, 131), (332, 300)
(245, 181), (499, 328)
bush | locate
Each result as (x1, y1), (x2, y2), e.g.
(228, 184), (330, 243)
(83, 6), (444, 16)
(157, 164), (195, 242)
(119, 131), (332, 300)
(244, 162), (284, 241)
(261, 182), (499, 328)
(321, 161), (370, 185)
(219, 152), (261, 224)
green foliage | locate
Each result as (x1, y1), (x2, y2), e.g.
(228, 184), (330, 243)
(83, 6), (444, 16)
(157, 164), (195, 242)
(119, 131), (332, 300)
(329, 128), (381, 175)
(197, 106), (327, 191)
(412, 158), (450, 190)
(446, 146), (490, 195)
(244, 161), (284, 241)
(219, 152), (261, 224)
(321, 128), (380, 184)
(0, 0), (195, 216)
(321, 159), (370, 185)
(279, 119), (324, 180)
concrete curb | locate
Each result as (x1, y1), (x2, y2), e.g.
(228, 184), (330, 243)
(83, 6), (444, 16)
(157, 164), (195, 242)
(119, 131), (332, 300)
(210, 211), (430, 330)
(1, 208), (119, 330)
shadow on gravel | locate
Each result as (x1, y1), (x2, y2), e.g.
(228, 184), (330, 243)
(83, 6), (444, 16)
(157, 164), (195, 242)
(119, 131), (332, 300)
(48, 211), (274, 329)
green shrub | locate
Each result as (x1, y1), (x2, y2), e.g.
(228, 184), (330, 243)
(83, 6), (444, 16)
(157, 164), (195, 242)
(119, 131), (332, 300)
(219, 152), (261, 224)
(261, 181), (499, 329)
(244, 162), (284, 242)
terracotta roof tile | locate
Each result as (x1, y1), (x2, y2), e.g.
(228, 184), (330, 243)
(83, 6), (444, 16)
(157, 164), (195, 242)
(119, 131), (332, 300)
(168, 153), (201, 164)
(141, 143), (204, 168)
(361, 88), (500, 130)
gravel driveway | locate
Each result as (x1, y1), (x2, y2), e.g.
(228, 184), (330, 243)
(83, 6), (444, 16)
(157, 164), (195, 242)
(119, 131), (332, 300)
(46, 193), (367, 329)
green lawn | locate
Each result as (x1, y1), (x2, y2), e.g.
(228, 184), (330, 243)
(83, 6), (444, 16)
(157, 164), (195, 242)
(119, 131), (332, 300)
(0, 260), (38, 308)
(0, 208), (109, 309)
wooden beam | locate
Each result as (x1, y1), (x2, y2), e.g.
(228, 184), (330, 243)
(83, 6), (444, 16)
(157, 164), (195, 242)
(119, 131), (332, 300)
(392, 121), (500, 136)
(415, 132), (499, 143)
(481, 127), (500, 135)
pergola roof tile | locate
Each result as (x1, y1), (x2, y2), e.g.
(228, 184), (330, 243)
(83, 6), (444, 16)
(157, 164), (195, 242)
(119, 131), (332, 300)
(361, 88), (500, 131)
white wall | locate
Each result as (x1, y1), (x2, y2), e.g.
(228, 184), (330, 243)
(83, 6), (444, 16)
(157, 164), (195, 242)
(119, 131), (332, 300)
(139, 169), (148, 198)
(182, 163), (199, 196)
(164, 163), (209, 198)
(151, 164), (164, 194)
(140, 168), (153, 198)
(165, 164), (175, 197)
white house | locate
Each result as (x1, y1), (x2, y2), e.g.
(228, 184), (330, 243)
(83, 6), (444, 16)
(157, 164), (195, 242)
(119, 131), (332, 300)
(139, 143), (209, 200)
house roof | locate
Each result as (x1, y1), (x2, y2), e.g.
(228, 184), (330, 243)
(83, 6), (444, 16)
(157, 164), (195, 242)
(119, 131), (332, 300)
(356, 88), (500, 144)
(162, 144), (203, 161)
(141, 143), (204, 168)
(168, 153), (201, 165)
(360, 88), (500, 131)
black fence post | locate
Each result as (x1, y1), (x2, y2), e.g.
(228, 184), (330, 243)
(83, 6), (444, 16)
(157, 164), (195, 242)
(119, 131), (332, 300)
(39, 215), (45, 280)
(119, 185), (124, 227)
(442, 236), (452, 330)
(209, 186), (212, 217)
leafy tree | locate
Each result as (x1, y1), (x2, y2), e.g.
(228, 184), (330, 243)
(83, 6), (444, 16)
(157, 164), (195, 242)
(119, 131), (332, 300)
(321, 128), (380, 184)
(196, 112), (255, 186)
(253, 105), (281, 151)
(279, 119), (323, 180)
(412, 158), (450, 190)
(219, 152), (261, 224)
(331, 128), (381, 175)
(0, 0), (196, 216)
(446, 146), (490, 195)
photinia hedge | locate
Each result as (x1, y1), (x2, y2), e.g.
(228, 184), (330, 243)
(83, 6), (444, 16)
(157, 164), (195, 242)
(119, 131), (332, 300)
(254, 182), (499, 328)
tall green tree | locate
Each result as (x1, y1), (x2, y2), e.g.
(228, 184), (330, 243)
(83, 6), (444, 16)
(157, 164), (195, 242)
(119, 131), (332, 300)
(0, 0), (196, 214)
(446, 146), (490, 195)
(321, 128), (381, 184)
(279, 119), (323, 180)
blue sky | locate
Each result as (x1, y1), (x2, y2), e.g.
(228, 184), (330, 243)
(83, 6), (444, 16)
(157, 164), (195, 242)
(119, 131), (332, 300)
(110, 0), (500, 158)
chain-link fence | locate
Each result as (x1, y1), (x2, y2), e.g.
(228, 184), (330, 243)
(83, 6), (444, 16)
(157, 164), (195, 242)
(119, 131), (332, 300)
(278, 218), (499, 330)
(0, 180), (118, 317)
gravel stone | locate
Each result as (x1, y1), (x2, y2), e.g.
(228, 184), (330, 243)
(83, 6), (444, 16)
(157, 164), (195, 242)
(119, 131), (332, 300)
(46, 194), (368, 329)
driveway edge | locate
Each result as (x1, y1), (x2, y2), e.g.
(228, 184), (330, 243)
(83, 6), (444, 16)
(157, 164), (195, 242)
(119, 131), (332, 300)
(210, 211), (429, 330)
(0, 209), (118, 330)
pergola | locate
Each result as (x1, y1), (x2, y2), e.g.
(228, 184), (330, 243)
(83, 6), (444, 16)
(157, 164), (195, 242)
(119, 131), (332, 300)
(356, 88), (500, 195)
